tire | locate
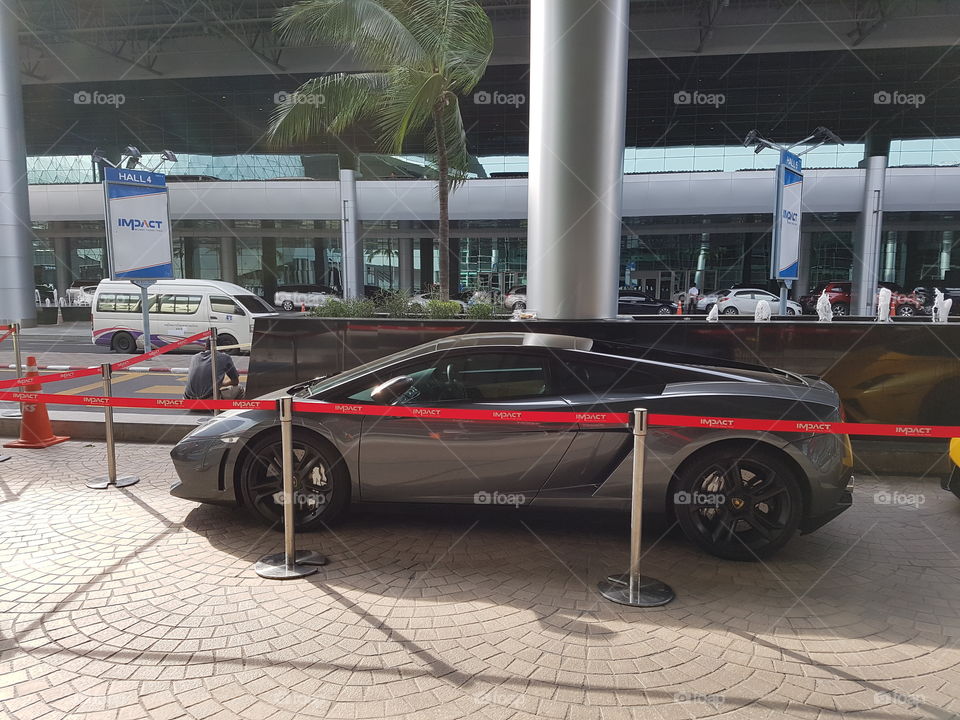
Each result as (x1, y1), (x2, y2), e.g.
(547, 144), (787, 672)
(895, 304), (915, 317)
(237, 431), (349, 531)
(831, 302), (849, 317)
(786, 307), (797, 316)
(722, 306), (739, 315)
(512, 301), (526, 311)
(281, 300), (294, 312)
(111, 331), (136, 354)
(216, 333), (239, 355)
(704, 303), (715, 313)
(657, 306), (673, 315)
(673, 445), (803, 561)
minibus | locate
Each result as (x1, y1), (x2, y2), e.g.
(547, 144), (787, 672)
(92, 279), (277, 354)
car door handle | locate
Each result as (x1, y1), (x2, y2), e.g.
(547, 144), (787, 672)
(210, 315), (218, 319)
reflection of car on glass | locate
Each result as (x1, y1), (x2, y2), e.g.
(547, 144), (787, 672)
(65, 280), (99, 306)
(274, 284), (340, 311)
(715, 288), (801, 315)
(912, 286), (960, 317)
(170, 332), (854, 560)
(617, 291), (678, 315)
(799, 281), (922, 316)
(502, 285), (526, 311)
(696, 284), (758, 313)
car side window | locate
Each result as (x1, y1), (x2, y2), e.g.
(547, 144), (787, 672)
(342, 352), (551, 405)
(557, 358), (666, 396)
(210, 295), (243, 315)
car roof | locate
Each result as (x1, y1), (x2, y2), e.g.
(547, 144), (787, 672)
(96, 278), (254, 295)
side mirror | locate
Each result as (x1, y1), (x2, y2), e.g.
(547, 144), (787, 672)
(370, 375), (415, 404)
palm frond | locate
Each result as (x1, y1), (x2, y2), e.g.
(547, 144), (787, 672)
(276, 0), (426, 69)
(267, 73), (388, 147)
(406, 0), (492, 84)
(375, 68), (446, 154)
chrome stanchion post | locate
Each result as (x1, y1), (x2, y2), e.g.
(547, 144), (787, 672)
(255, 396), (328, 579)
(2, 323), (23, 419)
(598, 408), (675, 607)
(86, 363), (139, 489)
(209, 327), (219, 416)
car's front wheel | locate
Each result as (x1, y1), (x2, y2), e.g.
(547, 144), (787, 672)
(672, 446), (803, 560)
(831, 302), (849, 316)
(658, 305), (673, 315)
(237, 431), (349, 531)
(895, 304), (916, 317)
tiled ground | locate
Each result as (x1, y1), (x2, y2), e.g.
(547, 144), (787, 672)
(1, 443), (959, 719)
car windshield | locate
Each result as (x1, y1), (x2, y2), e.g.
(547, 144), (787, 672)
(235, 295), (275, 314)
(298, 343), (440, 398)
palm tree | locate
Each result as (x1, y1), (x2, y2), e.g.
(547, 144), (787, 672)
(269, 0), (494, 299)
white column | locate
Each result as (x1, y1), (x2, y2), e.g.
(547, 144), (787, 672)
(527, 0), (629, 319)
(851, 155), (887, 316)
(221, 234), (237, 283)
(0, 4), (36, 326)
(339, 169), (363, 298)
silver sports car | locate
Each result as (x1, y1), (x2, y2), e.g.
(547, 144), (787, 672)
(170, 332), (854, 560)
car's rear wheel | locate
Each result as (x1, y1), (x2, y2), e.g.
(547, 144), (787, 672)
(832, 302), (849, 316)
(786, 307), (797, 316)
(111, 331), (136, 354)
(722, 306), (739, 315)
(237, 431), (349, 531)
(895, 304), (915, 317)
(657, 305), (673, 315)
(673, 446), (803, 560)
(281, 300), (294, 312)
(512, 301), (526, 311)
(216, 333), (239, 356)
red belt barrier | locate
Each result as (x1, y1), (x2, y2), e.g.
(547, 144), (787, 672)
(0, 390), (273, 411)
(1, 389), (958, 438)
(0, 330), (11, 345)
(110, 329), (212, 371)
(0, 329), (212, 391)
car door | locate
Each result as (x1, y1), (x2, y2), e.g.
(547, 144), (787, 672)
(352, 348), (577, 504)
(733, 290), (757, 313)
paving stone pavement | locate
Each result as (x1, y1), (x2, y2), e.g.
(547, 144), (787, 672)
(1, 443), (959, 719)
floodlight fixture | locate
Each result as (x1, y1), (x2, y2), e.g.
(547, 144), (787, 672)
(122, 145), (142, 169)
(150, 149), (179, 172)
(91, 148), (116, 168)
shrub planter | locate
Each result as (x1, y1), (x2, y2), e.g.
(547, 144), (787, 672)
(60, 306), (91, 322)
(35, 306), (59, 325)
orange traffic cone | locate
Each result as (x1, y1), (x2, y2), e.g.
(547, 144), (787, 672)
(301, 301), (306, 312)
(676, 302), (683, 315)
(4, 356), (70, 449)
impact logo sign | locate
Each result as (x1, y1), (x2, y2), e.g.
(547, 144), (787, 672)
(118, 218), (164, 231)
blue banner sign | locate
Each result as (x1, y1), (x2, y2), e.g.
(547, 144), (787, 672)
(103, 167), (173, 280)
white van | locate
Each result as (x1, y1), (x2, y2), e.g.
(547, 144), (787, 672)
(92, 279), (277, 354)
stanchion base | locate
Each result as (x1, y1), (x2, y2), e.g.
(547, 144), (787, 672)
(0, 455), (9, 463)
(86, 475), (140, 490)
(1, 409), (21, 419)
(598, 573), (675, 607)
(255, 550), (327, 579)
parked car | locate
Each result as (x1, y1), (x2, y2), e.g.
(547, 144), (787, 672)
(64, 280), (99, 306)
(715, 288), (802, 315)
(799, 281), (922, 316)
(170, 332), (854, 560)
(502, 285), (527, 311)
(617, 290), (678, 315)
(408, 293), (468, 311)
(911, 286), (960, 317)
(274, 284), (340, 311)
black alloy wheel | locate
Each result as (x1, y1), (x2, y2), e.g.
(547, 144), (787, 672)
(238, 432), (349, 530)
(673, 447), (803, 560)
(281, 300), (295, 312)
(895, 304), (916, 317)
(657, 305), (673, 315)
(111, 331), (136, 354)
